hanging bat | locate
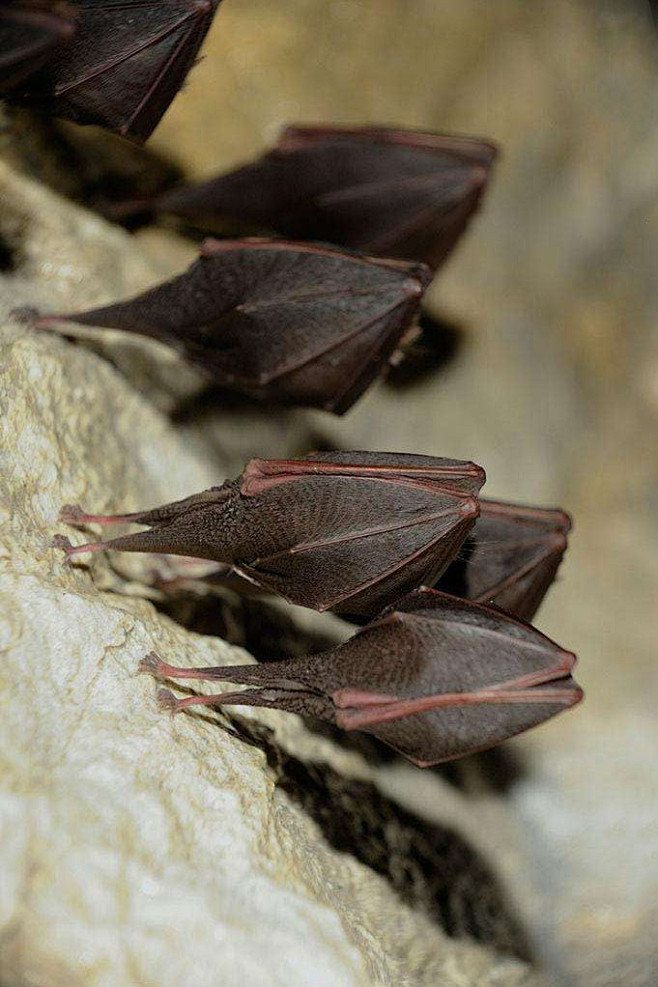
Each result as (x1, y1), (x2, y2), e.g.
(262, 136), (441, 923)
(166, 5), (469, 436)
(158, 124), (498, 270)
(0, 3), (75, 94)
(32, 239), (432, 414)
(52, 451), (485, 618)
(139, 587), (583, 767)
(5, 0), (223, 142)
(438, 500), (571, 622)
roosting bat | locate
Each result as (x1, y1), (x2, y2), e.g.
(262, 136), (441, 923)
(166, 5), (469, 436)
(438, 500), (571, 621)
(0, 3), (74, 93)
(33, 239), (431, 414)
(5, 0), (223, 141)
(140, 588), (583, 766)
(158, 124), (498, 270)
(53, 451), (485, 618)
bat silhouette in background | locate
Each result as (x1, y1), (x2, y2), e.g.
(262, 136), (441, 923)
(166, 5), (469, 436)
(0, 3), (74, 93)
(157, 124), (498, 270)
(32, 239), (432, 414)
(140, 588), (583, 767)
(439, 500), (572, 621)
(5, 0), (223, 141)
(53, 452), (485, 618)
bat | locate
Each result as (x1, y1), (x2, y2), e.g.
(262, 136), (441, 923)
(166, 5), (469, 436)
(5, 0), (223, 142)
(0, 3), (75, 93)
(438, 500), (571, 621)
(32, 239), (432, 414)
(158, 124), (498, 270)
(139, 587), (583, 767)
(52, 451), (486, 618)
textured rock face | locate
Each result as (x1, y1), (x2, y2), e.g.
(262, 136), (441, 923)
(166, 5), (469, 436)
(2, 1), (657, 985)
(0, 168), (544, 986)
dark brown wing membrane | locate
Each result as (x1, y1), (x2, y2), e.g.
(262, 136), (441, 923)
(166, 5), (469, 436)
(158, 124), (498, 269)
(56, 453), (485, 617)
(7, 0), (222, 141)
(276, 125), (498, 164)
(330, 589), (580, 764)
(234, 456), (483, 615)
(36, 239), (431, 414)
(438, 500), (571, 621)
(352, 681), (582, 766)
(142, 588), (581, 767)
(0, 5), (74, 93)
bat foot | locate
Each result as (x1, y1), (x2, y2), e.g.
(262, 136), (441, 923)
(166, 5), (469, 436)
(139, 652), (167, 679)
(59, 504), (130, 526)
(51, 533), (75, 564)
(10, 306), (41, 325)
(59, 503), (88, 525)
(52, 534), (103, 559)
(156, 688), (181, 716)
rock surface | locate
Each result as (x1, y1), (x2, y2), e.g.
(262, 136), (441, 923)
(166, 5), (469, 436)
(2, 1), (658, 984)
(0, 167), (545, 986)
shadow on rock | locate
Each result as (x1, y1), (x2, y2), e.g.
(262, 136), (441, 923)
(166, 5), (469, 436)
(175, 697), (533, 963)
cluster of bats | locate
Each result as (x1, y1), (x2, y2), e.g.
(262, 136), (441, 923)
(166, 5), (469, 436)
(2, 0), (583, 766)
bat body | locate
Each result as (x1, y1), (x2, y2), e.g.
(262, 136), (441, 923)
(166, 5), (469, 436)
(6, 0), (223, 141)
(159, 124), (498, 269)
(0, 4), (74, 93)
(34, 239), (431, 414)
(439, 500), (571, 621)
(54, 452), (485, 618)
(141, 588), (582, 767)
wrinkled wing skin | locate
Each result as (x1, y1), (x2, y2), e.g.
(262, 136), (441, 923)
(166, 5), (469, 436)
(159, 124), (498, 268)
(10, 0), (222, 141)
(52, 239), (430, 414)
(439, 500), (571, 621)
(234, 454), (484, 616)
(332, 590), (580, 764)
(0, 6), (74, 93)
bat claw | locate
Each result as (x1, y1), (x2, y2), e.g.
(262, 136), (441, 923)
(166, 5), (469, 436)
(59, 503), (86, 524)
(51, 533), (74, 564)
(156, 688), (180, 716)
(139, 652), (167, 678)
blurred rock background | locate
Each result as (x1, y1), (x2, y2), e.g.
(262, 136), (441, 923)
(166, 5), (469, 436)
(1, 0), (657, 985)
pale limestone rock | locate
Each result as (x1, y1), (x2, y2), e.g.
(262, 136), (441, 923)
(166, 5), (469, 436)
(0, 166), (544, 986)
